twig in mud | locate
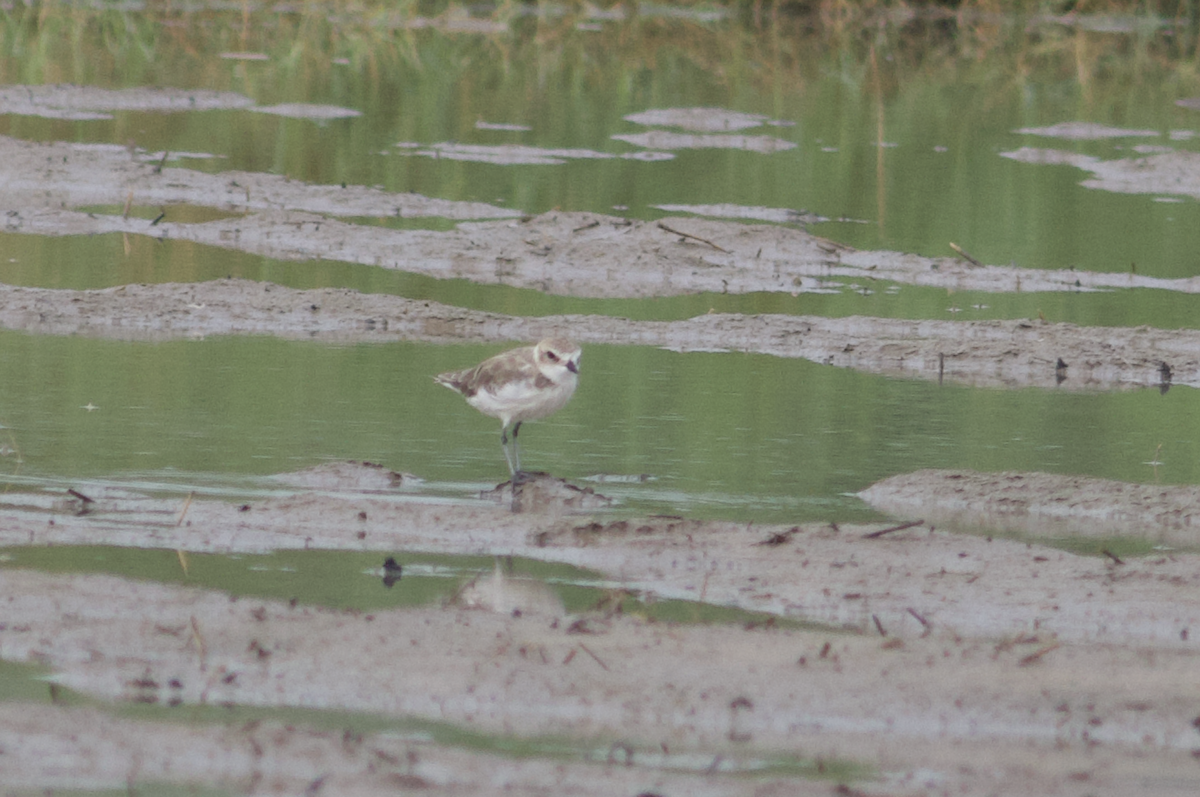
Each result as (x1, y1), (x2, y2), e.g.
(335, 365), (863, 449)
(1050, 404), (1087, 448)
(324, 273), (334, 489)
(189, 615), (208, 671)
(150, 211), (166, 226)
(906, 607), (931, 633)
(153, 150), (170, 174)
(1017, 641), (1061, 667)
(862, 519), (923, 539)
(67, 488), (94, 504)
(122, 190), (134, 220)
(176, 491), (195, 526)
(1101, 549), (1124, 566)
(577, 642), (609, 671)
(813, 234), (854, 254)
(572, 219), (600, 232)
(949, 242), (982, 267)
(657, 221), (730, 253)
(871, 614), (887, 637)
(755, 526), (801, 546)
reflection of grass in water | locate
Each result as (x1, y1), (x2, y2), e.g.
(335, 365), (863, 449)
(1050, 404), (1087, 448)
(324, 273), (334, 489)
(1044, 535), (1183, 559)
(0, 546), (498, 610)
(0, 546), (846, 632)
(0, 657), (868, 784)
(553, 581), (842, 632)
(0, 418), (22, 493)
(6, 1), (1194, 127)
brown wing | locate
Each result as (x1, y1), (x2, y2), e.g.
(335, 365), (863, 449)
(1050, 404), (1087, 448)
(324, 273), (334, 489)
(435, 347), (538, 398)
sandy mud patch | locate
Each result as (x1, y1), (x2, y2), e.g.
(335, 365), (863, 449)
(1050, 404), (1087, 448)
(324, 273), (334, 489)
(0, 134), (516, 221)
(2, 703), (774, 797)
(0, 83), (358, 122)
(3, 466), (1198, 645)
(0, 277), (1193, 391)
(7, 133), (1200, 300)
(861, 468), (1200, 546)
(2, 465), (1200, 796)
(1002, 145), (1200, 201)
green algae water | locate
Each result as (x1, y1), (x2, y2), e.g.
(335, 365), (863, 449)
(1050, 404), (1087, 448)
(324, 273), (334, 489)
(0, 7), (1196, 549)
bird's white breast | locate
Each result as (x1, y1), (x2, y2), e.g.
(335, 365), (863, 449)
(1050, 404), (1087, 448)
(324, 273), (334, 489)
(467, 366), (577, 425)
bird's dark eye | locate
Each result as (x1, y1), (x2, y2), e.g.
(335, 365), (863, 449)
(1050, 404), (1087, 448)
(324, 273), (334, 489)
(546, 352), (558, 361)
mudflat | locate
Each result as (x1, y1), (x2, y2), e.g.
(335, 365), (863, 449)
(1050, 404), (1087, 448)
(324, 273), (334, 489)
(2, 116), (1200, 795)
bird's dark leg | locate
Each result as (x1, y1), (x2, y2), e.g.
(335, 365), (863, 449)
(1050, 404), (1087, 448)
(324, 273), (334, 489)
(500, 424), (516, 476)
(510, 421), (523, 476)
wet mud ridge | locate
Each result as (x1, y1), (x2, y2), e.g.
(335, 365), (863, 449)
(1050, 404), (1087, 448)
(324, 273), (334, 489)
(2, 466), (1200, 796)
(0, 277), (1195, 391)
(6, 132), (1200, 300)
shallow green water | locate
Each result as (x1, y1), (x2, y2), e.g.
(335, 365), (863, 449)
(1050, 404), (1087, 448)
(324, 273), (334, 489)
(0, 332), (1194, 523)
(0, 9), (1195, 552)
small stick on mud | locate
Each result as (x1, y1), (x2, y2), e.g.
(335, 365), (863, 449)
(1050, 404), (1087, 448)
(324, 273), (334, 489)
(577, 642), (609, 671)
(657, 221), (730, 253)
(755, 526), (801, 546)
(153, 150), (170, 174)
(862, 519), (923, 539)
(572, 219), (600, 232)
(1101, 549), (1125, 566)
(176, 491), (195, 526)
(949, 242), (982, 267)
(906, 607), (931, 632)
(189, 615), (208, 671)
(1017, 641), (1061, 667)
(872, 614), (887, 637)
(814, 234), (854, 255)
(122, 190), (134, 220)
(67, 488), (95, 504)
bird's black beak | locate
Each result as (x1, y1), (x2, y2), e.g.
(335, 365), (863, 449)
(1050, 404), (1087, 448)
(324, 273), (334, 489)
(567, 360), (578, 374)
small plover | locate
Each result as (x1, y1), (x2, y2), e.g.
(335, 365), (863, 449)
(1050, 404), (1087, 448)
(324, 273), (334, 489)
(434, 338), (581, 474)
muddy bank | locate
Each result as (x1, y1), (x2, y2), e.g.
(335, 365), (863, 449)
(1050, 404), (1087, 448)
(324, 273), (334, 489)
(6, 134), (1200, 300)
(862, 469), (1200, 546)
(1003, 145), (1200, 201)
(0, 83), (364, 121)
(0, 277), (1192, 391)
(1, 704), (779, 797)
(3, 466), (1198, 645)
(0, 134), (516, 221)
(4, 568), (1200, 797)
(3, 465), (1200, 795)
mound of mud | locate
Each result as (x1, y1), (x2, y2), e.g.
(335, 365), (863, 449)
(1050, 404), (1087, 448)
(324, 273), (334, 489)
(860, 468), (1200, 545)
